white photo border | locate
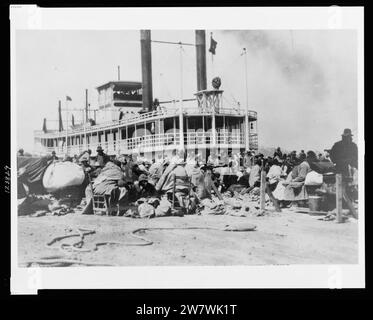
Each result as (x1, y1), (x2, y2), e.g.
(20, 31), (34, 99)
(10, 5), (365, 294)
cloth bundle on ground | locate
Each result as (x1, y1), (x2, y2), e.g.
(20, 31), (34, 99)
(138, 202), (155, 218)
(155, 198), (172, 217)
(123, 197), (172, 218)
(199, 198), (225, 215)
(17, 193), (78, 216)
(43, 161), (85, 193)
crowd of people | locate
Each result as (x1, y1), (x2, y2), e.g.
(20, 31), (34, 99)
(17, 128), (358, 215)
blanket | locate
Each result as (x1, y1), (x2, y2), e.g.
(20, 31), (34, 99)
(93, 162), (124, 195)
(18, 156), (51, 184)
(18, 156), (51, 195)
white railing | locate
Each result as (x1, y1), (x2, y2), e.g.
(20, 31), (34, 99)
(184, 132), (245, 145)
(34, 108), (258, 138)
(34, 108), (180, 138)
(39, 131), (251, 156)
(42, 132), (181, 155)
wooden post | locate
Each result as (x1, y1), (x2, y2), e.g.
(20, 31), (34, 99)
(172, 173), (176, 210)
(336, 174), (344, 223)
(260, 169), (266, 213)
(204, 169), (213, 198)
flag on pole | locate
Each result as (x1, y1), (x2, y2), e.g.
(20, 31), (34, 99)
(71, 114), (75, 126)
(66, 95), (72, 101)
(209, 34), (217, 55)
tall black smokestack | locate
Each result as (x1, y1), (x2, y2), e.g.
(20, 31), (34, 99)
(58, 100), (63, 132)
(140, 30), (153, 111)
(195, 30), (207, 91)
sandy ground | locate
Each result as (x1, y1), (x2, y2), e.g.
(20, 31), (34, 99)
(17, 208), (358, 267)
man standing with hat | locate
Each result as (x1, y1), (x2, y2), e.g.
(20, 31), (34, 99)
(17, 148), (24, 157)
(50, 150), (59, 161)
(96, 145), (109, 168)
(330, 128), (358, 177)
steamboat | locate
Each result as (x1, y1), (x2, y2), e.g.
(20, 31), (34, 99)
(34, 30), (258, 161)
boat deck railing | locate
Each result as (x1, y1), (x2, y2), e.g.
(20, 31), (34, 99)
(36, 131), (258, 156)
(34, 107), (258, 138)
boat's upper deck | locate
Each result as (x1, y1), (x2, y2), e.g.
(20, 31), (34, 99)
(34, 103), (258, 139)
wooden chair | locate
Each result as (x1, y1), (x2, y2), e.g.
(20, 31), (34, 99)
(92, 194), (119, 216)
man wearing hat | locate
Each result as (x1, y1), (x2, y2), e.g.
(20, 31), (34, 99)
(96, 145), (109, 168)
(17, 148), (24, 157)
(49, 150), (59, 161)
(330, 128), (358, 177)
(135, 173), (156, 198)
(79, 153), (91, 171)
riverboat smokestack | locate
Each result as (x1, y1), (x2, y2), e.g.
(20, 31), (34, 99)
(140, 30), (153, 111)
(195, 30), (207, 91)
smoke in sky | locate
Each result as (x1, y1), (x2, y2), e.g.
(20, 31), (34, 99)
(15, 30), (358, 153)
(215, 30), (357, 152)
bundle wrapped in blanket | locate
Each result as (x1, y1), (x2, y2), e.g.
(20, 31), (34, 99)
(43, 161), (85, 193)
(93, 162), (125, 195)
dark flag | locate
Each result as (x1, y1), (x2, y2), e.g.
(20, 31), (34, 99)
(66, 95), (72, 101)
(58, 100), (64, 132)
(71, 114), (75, 126)
(209, 34), (217, 55)
(42, 118), (47, 133)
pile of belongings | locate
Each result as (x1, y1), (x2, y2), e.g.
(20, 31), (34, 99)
(198, 198), (225, 215)
(18, 194), (77, 217)
(197, 187), (266, 217)
(318, 208), (351, 222)
(18, 156), (86, 196)
(122, 197), (173, 219)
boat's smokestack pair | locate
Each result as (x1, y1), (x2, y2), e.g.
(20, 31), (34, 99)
(140, 30), (153, 112)
(140, 30), (207, 111)
(195, 30), (207, 91)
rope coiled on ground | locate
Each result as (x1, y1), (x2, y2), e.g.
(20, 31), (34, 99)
(25, 223), (256, 266)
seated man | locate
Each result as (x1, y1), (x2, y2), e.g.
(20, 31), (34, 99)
(82, 161), (127, 215)
(227, 167), (250, 194)
(134, 174), (157, 198)
(156, 161), (190, 215)
(281, 153), (312, 204)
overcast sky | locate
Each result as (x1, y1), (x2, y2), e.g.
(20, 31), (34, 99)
(15, 29), (357, 153)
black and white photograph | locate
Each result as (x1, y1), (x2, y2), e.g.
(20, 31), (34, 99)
(10, 6), (364, 292)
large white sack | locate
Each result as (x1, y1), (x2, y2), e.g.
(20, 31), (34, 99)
(43, 162), (85, 193)
(305, 171), (323, 186)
